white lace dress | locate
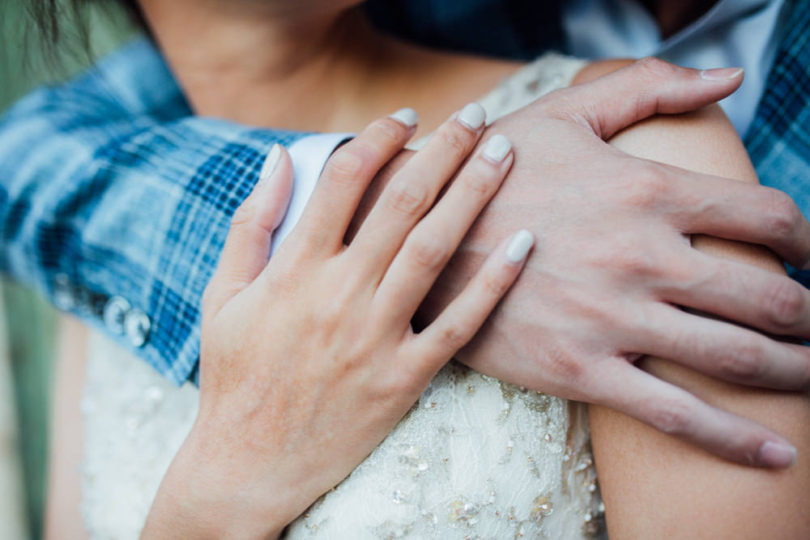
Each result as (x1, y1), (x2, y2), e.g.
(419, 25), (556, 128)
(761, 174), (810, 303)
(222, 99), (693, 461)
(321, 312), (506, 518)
(81, 53), (606, 539)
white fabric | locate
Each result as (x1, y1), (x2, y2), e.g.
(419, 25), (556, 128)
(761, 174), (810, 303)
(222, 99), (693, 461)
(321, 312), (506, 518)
(80, 54), (605, 539)
(562, 0), (787, 136)
(270, 133), (353, 255)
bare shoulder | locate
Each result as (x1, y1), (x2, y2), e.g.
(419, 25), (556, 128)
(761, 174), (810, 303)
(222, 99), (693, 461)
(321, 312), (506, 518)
(585, 57), (810, 539)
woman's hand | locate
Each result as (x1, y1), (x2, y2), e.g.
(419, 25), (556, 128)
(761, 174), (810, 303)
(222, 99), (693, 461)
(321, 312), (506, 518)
(141, 104), (532, 539)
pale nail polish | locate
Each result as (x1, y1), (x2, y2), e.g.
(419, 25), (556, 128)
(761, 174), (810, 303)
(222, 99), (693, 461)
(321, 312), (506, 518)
(457, 102), (486, 130)
(257, 144), (282, 186)
(506, 229), (535, 263)
(700, 67), (743, 81)
(389, 107), (419, 128)
(759, 440), (798, 468)
(482, 134), (512, 163)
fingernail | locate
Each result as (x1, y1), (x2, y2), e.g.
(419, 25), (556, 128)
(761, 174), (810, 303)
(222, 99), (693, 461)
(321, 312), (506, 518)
(759, 441), (797, 468)
(257, 144), (282, 186)
(700, 67), (743, 81)
(389, 107), (419, 128)
(506, 229), (535, 263)
(457, 102), (486, 130)
(482, 134), (512, 163)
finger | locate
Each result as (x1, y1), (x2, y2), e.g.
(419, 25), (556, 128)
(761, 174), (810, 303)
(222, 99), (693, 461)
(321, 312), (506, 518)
(408, 230), (534, 373)
(349, 102), (488, 277)
(556, 57), (744, 139)
(291, 109), (417, 253)
(375, 134), (513, 324)
(597, 359), (798, 468)
(633, 304), (810, 391)
(663, 171), (810, 268)
(204, 144), (293, 315)
(662, 248), (810, 339)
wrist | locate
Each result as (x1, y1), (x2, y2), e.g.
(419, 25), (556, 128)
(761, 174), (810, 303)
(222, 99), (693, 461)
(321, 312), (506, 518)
(142, 424), (292, 540)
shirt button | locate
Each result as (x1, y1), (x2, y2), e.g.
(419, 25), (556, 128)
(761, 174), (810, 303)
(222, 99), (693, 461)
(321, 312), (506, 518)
(75, 288), (94, 316)
(103, 296), (131, 335)
(124, 309), (151, 348)
(53, 274), (76, 311)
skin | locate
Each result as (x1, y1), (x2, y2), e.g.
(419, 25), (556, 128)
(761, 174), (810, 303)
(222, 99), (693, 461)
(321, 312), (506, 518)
(137, 0), (810, 466)
(44, 317), (88, 540)
(575, 60), (810, 538)
(44, 0), (810, 535)
(142, 109), (530, 539)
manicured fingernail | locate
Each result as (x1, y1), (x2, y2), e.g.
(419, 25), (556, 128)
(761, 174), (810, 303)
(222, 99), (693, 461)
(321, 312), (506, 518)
(457, 102), (486, 130)
(257, 144), (282, 186)
(506, 229), (534, 263)
(482, 134), (512, 163)
(389, 107), (419, 128)
(700, 67), (743, 81)
(759, 441), (797, 468)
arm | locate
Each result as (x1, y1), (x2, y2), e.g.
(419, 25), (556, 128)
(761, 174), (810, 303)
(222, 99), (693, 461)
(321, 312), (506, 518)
(576, 61), (810, 537)
(0, 39), (318, 385)
(422, 59), (810, 467)
(5, 43), (810, 466)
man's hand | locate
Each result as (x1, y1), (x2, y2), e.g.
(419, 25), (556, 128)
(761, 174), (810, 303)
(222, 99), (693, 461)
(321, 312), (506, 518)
(419, 58), (810, 468)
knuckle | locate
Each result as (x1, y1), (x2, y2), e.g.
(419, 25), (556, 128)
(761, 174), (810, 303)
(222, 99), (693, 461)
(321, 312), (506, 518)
(764, 278), (805, 328)
(482, 269), (510, 298)
(324, 148), (365, 186)
(542, 348), (584, 383)
(624, 164), (669, 208)
(438, 322), (471, 351)
(765, 189), (801, 239)
(369, 117), (405, 147)
(409, 235), (450, 271)
(315, 295), (348, 330)
(374, 365), (423, 401)
(436, 124), (472, 158)
(635, 56), (676, 78)
(722, 339), (766, 380)
(388, 181), (430, 217)
(229, 200), (257, 229)
(612, 245), (660, 279)
(462, 166), (499, 198)
(265, 261), (301, 294)
(648, 398), (693, 435)
(379, 371), (413, 398)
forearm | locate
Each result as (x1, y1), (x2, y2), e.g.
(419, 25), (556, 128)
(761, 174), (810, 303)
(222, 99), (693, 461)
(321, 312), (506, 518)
(0, 68), (303, 385)
(141, 429), (290, 540)
(590, 106), (810, 538)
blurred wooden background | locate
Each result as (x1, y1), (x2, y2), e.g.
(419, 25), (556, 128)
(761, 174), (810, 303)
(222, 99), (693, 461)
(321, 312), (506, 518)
(1, 1), (133, 537)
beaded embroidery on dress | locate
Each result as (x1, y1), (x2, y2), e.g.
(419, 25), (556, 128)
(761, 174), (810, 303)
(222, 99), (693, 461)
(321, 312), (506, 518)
(81, 53), (605, 540)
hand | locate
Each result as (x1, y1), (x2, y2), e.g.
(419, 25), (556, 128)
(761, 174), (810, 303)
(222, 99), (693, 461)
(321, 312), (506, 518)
(418, 59), (810, 468)
(142, 106), (531, 538)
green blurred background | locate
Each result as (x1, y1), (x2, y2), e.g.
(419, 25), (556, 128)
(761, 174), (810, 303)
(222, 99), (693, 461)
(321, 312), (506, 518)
(1, 1), (134, 537)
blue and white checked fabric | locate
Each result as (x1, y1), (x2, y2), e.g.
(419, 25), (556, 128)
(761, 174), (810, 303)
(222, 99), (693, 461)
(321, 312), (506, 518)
(1, 0), (808, 385)
(0, 38), (306, 385)
(744, 0), (810, 285)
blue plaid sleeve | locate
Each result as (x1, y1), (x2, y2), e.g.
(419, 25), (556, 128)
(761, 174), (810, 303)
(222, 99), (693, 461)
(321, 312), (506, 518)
(744, 0), (810, 285)
(0, 38), (307, 385)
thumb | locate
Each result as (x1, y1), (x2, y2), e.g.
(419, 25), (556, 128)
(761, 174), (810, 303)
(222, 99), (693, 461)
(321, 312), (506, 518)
(205, 144), (294, 314)
(561, 57), (743, 139)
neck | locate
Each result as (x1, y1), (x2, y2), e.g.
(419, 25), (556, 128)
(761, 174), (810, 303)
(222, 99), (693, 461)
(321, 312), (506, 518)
(641, 0), (719, 38)
(137, 0), (521, 134)
(139, 1), (391, 129)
